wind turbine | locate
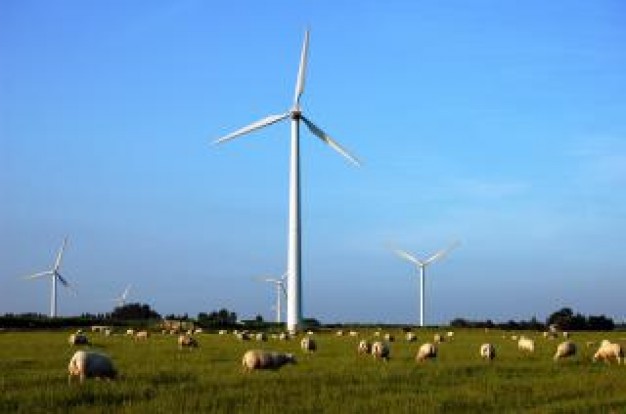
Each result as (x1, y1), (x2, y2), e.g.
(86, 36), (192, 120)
(394, 241), (460, 327)
(22, 237), (74, 317)
(257, 274), (287, 323)
(214, 29), (360, 333)
(113, 284), (132, 307)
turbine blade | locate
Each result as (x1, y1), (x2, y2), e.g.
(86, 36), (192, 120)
(56, 272), (70, 287)
(394, 249), (423, 266)
(280, 283), (287, 298)
(122, 284), (132, 299)
(22, 270), (53, 280)
(424, 241), (461, 265)
(293, 29), (310, 106)
(53, 237), (68, 271)
(213, 113), (289, 145)
(301, 116), (361, 166)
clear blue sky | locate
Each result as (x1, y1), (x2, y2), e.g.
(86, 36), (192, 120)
(2, 1), (625, 324)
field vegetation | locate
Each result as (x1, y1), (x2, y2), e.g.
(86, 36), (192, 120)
(1, 328), (625, 413)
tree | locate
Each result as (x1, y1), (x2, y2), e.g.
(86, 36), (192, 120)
(110, 303), (161, 320)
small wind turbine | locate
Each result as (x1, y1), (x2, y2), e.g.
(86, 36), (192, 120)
(22, 237), (74, 317)
(112, 284), (132, 307)
(214, 29), (360, 333)
(394, 241), (460, 327)
(257, 274), (287, 323)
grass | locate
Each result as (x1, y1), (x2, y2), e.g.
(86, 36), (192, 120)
(0, 329), (625, 413)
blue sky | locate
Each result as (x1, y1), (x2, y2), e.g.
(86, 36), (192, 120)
(1, 1), (625, 324)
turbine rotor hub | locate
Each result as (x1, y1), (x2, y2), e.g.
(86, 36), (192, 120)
(290, 108), (302, 120)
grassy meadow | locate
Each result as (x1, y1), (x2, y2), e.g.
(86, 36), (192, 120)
(1, 328), (625, 413)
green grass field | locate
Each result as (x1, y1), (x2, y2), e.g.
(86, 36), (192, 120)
(1, 329), (624, 413)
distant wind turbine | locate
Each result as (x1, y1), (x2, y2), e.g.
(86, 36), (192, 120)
(214, 29), (360, 333)
(113, 284), (132, 307)
(394, 241), (460, 327)
(22, 237), (74, 317)
(257, 274), (287, 323)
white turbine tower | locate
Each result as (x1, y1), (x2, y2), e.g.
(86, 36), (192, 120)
(113, 284), (132, 307)
(257, 274), (287, 323)
(22, 237), (74, 317)
(214, 30), (360, 333)
(395, 241), (460, 327)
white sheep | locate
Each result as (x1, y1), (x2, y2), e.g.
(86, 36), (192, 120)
(384, 333), (395, 342)
(593, 342), (623, 365)
(480, 343), (496, 361)
(405, 332), (417, 342)
(255, 333), (267, 342)
(241, 349), (296, 371)
(433, 333), (444, 344)
(349, 331), (359, 337)
(68, 350), (117, 384)
(178, 334), (198, 350)
(416, 342), (437, 362)
(126, 329), (135, 336)
(446, 331), (455, 338)
(518, 337), (535, 353)
(336, 330), (344, 337)
(371, 341), (389, 361)
(236, 332), (250, 341)
(134, 330), (150, 341)
(278, 332), (290, 341)
(218, 329), (228, 335)
(553, 341), (576, 361)
(300, 337), (317, 353)
(357, 339), (371, 355)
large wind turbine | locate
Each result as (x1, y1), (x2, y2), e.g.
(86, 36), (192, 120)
(22, 237), (74, 317)
(113, 284), (132, 307)
(257, 274), (287, 323)
(395, 241), (460, 327)
(214, 30), (360, 333)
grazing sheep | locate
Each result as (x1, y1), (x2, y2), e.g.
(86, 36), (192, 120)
(134, 331), (150, 341)
(349, 331), (359, 337)
(68, 350), (117, 384)
(126, 329), (135, 336)
(307, 330), (315, 336)
(278, 332), (290, 341)
(433, 334), (444, 344)
(553, 341), (576, 361)
(480, 343), (496, 361)
(518, 337), (535, 353)
(336, 330), (344, 337)
(357, 339), (371, 355)
(255, 333), (267, 342)
(241, 350), (296, 371)
(104, 328), (113, 337)
(194, 328), (203, 334)
(562, 331), (570, 339)
(236, 332), (250, 341)
(405, 332), (417, 342)
(374, 331), (381, 337)
(416, 343), (437, 362)
(384, 333), (395, 342)
(446, 331), (455, 338)
(300, 337), (317, 353)
(178, 334), (198, 350)
(593, 342), (623, 365)
(371, 341), (389, 361)
(68, 332), (89, 346)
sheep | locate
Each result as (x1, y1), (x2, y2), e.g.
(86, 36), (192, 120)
(405, 332), (417, 342)
(593, 341), (623, 365)
(104, 328), (113, 337)
(126, 329), (135, 336)
(178, 334), (198, 350)
(357, 339), (371, 355)
(446, 331), (455, 339)
(278, 332), (290, 341)
(480, 343), (496, 361)
(384, 333), (395, 342)
(218, 329), (228, 335)
(68, 350), (117, 384)
(255, 333), (267, 342)
(241, 349), (296, 371)
(349, 331), (359, 337)
(416, 343), (437, 362)
(371, 341), (389, 361)
(562, 331), (570, 339)
(336, 330), (344, 337)
(68, 332), (89, 346)
(433, 333), (444, 344)
(194, 328), (203, 334)
(518, 337), (535, 353)
(553, 341), (576, 361)
(134, 331), (149, 341)
(300, 337), (317, 353)
(236, 332), (250, 341)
